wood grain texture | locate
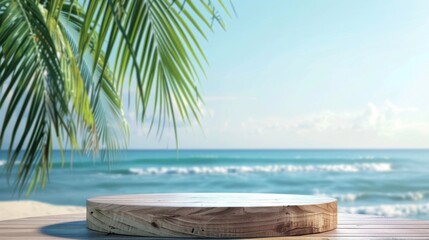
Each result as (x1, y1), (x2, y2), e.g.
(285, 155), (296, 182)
(1, 213), (429, 239)
(86, 193), (337, 238)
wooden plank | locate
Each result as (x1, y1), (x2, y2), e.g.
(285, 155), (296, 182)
(1, 212), (429, 239)
(87, 193), (337, 238)
(338, 224), (429, 229)
(264, 237), (429, 240)
(339, 220), (429, 225)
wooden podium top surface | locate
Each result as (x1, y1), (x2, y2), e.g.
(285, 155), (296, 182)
(87, 193), (336, 207)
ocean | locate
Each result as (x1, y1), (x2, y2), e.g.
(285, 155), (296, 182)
(1, 149), (429, 219)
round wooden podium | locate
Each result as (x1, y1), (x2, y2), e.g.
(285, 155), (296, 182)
(87, 193), (337, 238)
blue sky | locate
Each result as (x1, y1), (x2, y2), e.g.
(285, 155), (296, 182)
(130, 0), (429, 149)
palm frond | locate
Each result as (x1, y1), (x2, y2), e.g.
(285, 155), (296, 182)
(0, 0), (231, 192)
(58, 1), (129, 157)
(78, 0), (229, 143)
(0, 0), (74, 193)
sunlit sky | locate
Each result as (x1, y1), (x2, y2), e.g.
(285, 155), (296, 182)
(130, 0), (429, 149)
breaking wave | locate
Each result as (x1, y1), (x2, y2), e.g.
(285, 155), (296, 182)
(316, 191), (426, 202)
(317, 193), (364, 202)
(128, 163), (392, 175)
(0, 160), (6, 167)
(341, 203), (429, 218)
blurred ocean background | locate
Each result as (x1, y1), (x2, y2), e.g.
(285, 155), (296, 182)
(1, 149), (428, 219)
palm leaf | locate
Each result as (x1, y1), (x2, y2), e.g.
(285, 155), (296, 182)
(78, 0), (229, 142)
(0, 0), (75, 193)
(0, 0), (231, 192)
(58, 2), (129, 158)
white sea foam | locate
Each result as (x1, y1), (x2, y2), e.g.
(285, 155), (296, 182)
(404, 192), (425, 201)
(315, 191), (426, 202)
(128, 163), (392, 175)
(341, 203), (429, 217)
(316, 193), (362, 202)
(330, 193), (361, 202)
(0, 160), (6, 167)
(380, 191), (427, 201)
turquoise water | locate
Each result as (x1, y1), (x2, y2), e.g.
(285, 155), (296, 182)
(1, 149), (429, 219)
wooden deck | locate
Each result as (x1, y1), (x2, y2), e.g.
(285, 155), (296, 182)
(0, 213), (429, 239)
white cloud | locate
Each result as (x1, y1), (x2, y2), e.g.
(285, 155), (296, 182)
(240, 101), (429, 136)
